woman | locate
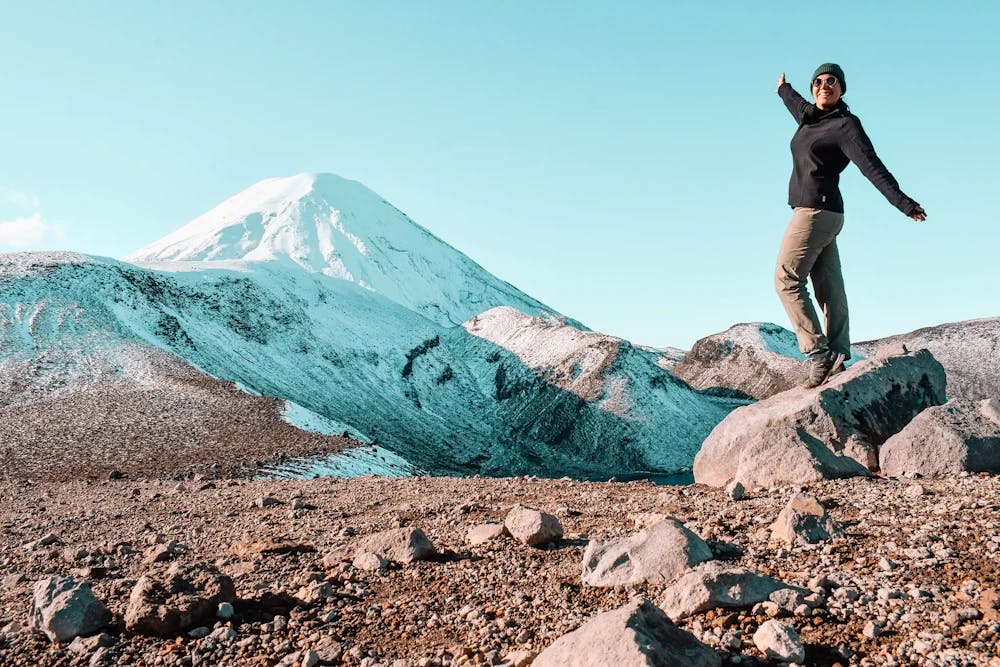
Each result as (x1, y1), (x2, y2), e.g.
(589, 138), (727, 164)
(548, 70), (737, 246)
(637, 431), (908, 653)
(773, 63), (927, 388)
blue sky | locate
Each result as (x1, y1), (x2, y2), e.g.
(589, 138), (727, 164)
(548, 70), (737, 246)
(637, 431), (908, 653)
(1, 1), (996, 348)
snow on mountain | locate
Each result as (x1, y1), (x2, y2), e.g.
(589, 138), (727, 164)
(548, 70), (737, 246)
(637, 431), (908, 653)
(126, 173), (562, 327)
(0, 253), (355, 481)
(1, 251), (745, 480)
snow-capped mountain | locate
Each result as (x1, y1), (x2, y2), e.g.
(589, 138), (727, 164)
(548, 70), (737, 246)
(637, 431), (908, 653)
(126, 173), (561, 327)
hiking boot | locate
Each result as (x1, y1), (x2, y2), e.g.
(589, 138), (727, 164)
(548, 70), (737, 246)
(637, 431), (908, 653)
(803, 349), (846, 388)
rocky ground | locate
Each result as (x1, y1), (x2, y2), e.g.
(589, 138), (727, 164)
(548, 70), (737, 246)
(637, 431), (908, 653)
(2, 473), (999, 666)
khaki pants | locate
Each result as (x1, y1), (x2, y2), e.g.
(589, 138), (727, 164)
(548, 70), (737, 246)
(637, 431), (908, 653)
(774, 207), (850, 357)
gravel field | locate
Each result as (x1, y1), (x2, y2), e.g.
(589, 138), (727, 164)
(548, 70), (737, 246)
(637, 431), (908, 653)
(2, 473), (999, 666)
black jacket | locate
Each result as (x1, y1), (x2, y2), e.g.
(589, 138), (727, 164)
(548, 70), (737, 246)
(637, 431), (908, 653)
(778, 82), (918, 216)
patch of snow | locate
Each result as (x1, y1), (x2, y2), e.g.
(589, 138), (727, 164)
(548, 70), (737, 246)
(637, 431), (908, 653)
(280, 400), (371, 443)
(258, 445), (421, 480)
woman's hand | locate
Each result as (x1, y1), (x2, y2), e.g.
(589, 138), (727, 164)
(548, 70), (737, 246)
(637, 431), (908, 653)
(910, 205), (927, 222)
(776, 72), (786, 92)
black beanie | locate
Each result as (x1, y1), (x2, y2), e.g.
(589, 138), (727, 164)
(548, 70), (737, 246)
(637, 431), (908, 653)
(812, 63), (846, 94)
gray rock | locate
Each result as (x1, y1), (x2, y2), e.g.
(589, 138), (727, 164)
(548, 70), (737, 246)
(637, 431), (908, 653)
(142, 540), (182, 565)
(581, 519), (714, 587)
(124, 562), (236, 637)
(355, 527), (435, 563)
(467, 522), (508, 546)
(504, 505), (563, 547)
(769, 588), (807, 614)
(752, 620), (805, 663)
(694, 349), (945, 489)
(352, 551), (389, 571)
(89, 647), (113, 666)
(28, 576), (111, 642)
(725, 480), (745, 501)
(314, 642), (344, 663)
(533, 597), (720, 667)
(880, 398), (1000, 476)
(854, 317), (1000, 401)
(67, 632), (115, 654)
(769, 492), (842, 545)
(659, 561), (805, 620)
(671, 322), (807, 399)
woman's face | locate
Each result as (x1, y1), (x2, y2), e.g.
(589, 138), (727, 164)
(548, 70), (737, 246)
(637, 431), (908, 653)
(812, 74), (842, 109)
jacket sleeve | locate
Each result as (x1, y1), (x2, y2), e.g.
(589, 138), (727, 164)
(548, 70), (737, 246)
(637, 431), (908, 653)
(777, 83), (811, 125)
(840, 116), (919, 216)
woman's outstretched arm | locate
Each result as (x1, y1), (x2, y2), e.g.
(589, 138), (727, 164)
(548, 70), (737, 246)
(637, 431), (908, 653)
(776, 73), (810, 125)
(841, 116), (925, 219)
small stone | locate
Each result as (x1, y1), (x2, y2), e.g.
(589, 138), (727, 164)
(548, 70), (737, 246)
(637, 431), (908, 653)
(315, 641), (344, 662)
(355, 527), (435, 563)
(142, 540), (181, 565)
(467, 522), (508, 546)
(217, 601), (235, 619)
(725, 480), (745, 501)
(301, 650), (320, 667)
(752, 620), (805, 663)
(188, 626), (210, 638)
(863, 621), (880, 639)
(904, 484), (926, 498)
(255, 496), (280, 508)
(353, 551), (388, 571)
(504, 505), (563, 547)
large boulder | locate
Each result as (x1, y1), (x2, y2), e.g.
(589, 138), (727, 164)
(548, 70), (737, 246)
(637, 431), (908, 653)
(659, 561), (806, 621)
(29, 576), (111, 642)
(672, 322), (808, 399)
(582, 519), (714, 587)
(694, 348), (946, 489)
(354, 527), (435, 563)
(855, 317), (1000, 401)
(124, 562), (236, 637)
(533, 598), (720, 667)
(879, 398), (1000, 477)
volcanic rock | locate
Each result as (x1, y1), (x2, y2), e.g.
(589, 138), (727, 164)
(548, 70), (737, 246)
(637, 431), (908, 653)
(769, 492), (842, 545)
(855, 317), (1000, 401)
(504, 505), (563, 547)
(467, 522), (508, 546)
(354, 527), (435, 563)
(659, 561), (805, 621)
(672, 322), (807, 399)
(752, 620), (806, 663)
(532, 597), (721, 667)
(581, 519), (714, 587)
(879, 398), (1000, 476)
(28, 576), (111, 642)
(124, 562), (236, 637)
(693, 348), (946, 489)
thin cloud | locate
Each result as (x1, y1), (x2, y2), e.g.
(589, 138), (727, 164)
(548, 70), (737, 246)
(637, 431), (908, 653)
(0, 214), (56, 247)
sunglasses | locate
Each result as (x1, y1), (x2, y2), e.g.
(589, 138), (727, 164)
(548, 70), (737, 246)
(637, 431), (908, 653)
(812, 75), (839, 88)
